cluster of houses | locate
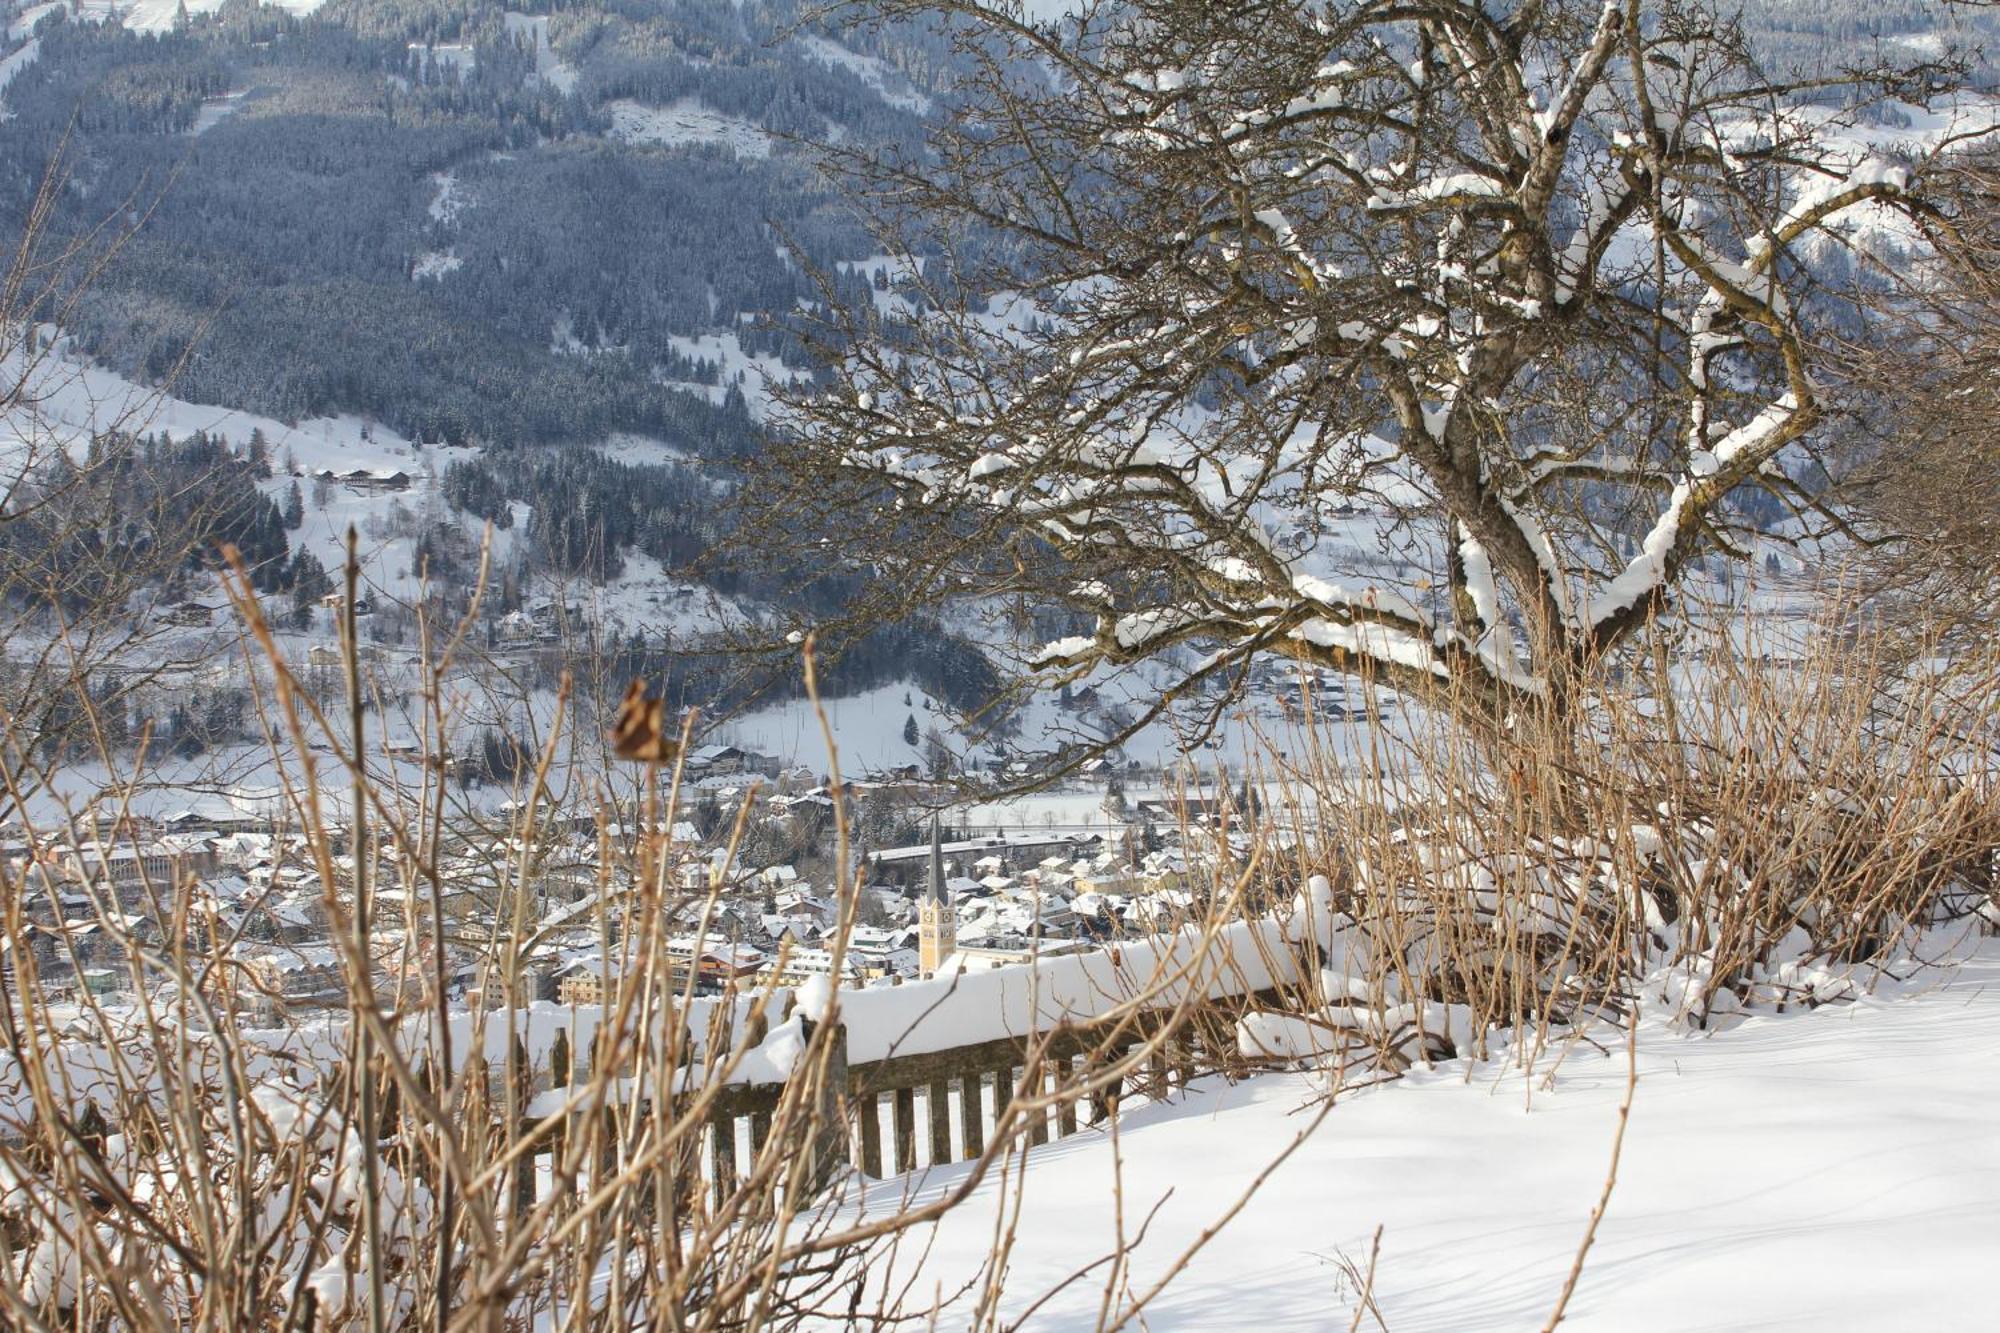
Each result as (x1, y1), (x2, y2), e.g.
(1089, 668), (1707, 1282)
(1, 773), (1253, 1023)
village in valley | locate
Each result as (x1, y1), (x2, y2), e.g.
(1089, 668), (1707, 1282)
(0, 736), (1276, 1021)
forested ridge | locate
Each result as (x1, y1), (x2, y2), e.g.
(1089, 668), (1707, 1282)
(0, 0), (983, 690)
(0, 0), (1991, 711)
(0, 0), (941, 450)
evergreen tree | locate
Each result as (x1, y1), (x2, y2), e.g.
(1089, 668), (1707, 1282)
(282, 479), (305, 529)
(923, 726), (952, 780)
(288, 550), (333, 606)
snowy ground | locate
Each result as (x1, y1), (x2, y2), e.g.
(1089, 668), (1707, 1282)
(794, 33), (931, 114)
(0, 34), (37, 110)
(715, 682), (945, 774)
(603, 99), (773, 158)
(503, 11), (577, 94)
(872, 935), (2000, 1330)
(118, 0), (326, 32)
(187, 86), (251, 134)
(660, 330), (807, 418)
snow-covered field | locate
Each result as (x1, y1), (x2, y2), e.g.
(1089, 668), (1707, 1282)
(877, 936), (2000, 1329)
(660, 330), (806, 418)
(411, 250), (463, 280)
(187, 87), (250, 134)
(0, 330), (423, 475)
(717, 682), (946, 774)
(502, 11), (577, 95)
(117, 0), (325, 32)
(0, 328), (502, 606)
(604, 99), (772, 158)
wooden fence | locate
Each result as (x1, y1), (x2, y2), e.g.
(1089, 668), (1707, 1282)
(463, 981), (1290, 1216)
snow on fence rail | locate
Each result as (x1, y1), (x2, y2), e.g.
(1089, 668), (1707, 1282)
(397, 912), (1308, 1093)
(0, 913), (1321, 1217)
(479, 918), (1314, 1207)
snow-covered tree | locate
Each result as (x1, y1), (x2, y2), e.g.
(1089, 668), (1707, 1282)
(774, 0), (1969, 740)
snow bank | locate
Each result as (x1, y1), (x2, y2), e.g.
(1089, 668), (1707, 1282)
(798, 918), (1304, 1065)
(877, 935), (2000, 1330)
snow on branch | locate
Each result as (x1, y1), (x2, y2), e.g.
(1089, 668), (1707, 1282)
(1589, 395), (1801, 630)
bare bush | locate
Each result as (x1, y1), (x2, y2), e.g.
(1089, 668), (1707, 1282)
(1248, 598), (1999, 1084)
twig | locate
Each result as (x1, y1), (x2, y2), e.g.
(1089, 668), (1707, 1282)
(1540, 1004), (1640, 1331)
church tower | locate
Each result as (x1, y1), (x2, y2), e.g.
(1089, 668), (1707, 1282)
(918, 815), (956, 977)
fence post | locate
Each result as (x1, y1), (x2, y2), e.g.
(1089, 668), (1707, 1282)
(858, 1090), (883, 1178)
(927, 1078), (952, 1166)
(708, 1115), (735, 1213)
(959, 1072), (985, 1161)
(1021, 1064), (1048, 1148)
(1089, 1047), (1124, 1127)
(892, 1086), (916, 1174)
(804, 1018), (849, 1192)
(511, 1035), (535, 1216)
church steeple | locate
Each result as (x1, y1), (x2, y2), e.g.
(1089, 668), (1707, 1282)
(918, 814), (955, 976)
(926, 813), (946, 904)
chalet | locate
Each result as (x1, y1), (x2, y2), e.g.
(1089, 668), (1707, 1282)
(319, 590), (375, 616)
(496, 610), (537, 643)
(847, 926), (923, 980)
(527, 600), (583, 633)
(79, 967), (127, 998)
(663, 936), (766, 993)
(950, 934), (1092, 971)
(262, 896), (323, 946)
(163, 600), (219, 627)
(316, 467), (411, 494)
(685, 743), (749, 776)
(156, 832), (222, 876)
(238, 946), (345, 1015)
(1132, 795), (1231, 825)
(762, 915), (823, 948)
(773, 886), (835, 921)
(864, 763), (923, 784)
(557, 960), (616, 1008)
